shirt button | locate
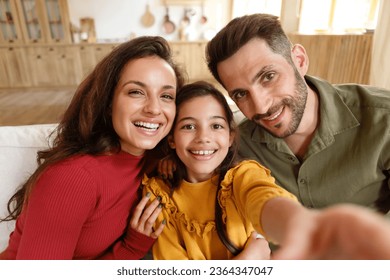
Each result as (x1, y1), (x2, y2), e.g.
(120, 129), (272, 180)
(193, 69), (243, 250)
(299, 179), (306, 184)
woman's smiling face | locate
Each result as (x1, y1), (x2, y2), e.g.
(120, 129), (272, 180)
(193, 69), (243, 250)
(111, 56), (177, 156)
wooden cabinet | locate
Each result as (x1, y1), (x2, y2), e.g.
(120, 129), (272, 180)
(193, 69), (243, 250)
(17, 0), (72, 43)
(0, 46), (31, 87)
(78, 44), (117, 78)
(0, 0), (25, 44)
(0, 0), (72, 44)
(25, 45), (81, 86)
(171, 41), (213, 81)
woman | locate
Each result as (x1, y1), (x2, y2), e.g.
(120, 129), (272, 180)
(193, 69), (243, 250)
(0, 36), (185, 259)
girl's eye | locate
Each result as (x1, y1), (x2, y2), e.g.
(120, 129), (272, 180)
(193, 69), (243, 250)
(212, 123), (224, 129)
(182, 124), (195, 130)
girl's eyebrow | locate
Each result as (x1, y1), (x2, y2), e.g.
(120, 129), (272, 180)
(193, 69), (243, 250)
(177, 115), (227, 123)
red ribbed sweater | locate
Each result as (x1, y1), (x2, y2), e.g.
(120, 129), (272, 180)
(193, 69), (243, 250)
(4, 152), (154, 259)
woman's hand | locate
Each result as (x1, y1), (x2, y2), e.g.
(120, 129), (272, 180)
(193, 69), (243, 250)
(158, 155), (176, 179)
(129, 193), (165, 239)
(233, 231), (271, 260)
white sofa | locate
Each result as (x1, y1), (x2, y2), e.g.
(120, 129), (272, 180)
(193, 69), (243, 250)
(0, 124), (57, 251)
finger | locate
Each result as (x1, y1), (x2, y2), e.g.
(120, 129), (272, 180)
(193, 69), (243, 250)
(141, 202), (163, 233)
(136, 197), (161, 230)
(151, 219), (166, 239)
(158, 159), (169, 179)
(130, 192), (152, 227)
(166, 160), (176, 179)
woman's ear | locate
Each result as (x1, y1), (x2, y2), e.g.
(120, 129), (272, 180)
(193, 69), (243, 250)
(291, 44), (309, 76)
(168, 135), (176, 149)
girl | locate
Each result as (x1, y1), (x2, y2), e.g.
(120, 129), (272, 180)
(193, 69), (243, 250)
(147, 81), (390, 260)
(142, 81), (296, 259)
(0, 36), (185, 260)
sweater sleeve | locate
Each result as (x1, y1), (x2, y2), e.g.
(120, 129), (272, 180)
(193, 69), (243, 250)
(14, 165), (97, 259)
(98, 227), (156, 260)
(230, 160), (298, 238)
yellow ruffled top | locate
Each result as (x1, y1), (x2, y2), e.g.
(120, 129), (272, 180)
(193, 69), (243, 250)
(142, 160), (297, 260)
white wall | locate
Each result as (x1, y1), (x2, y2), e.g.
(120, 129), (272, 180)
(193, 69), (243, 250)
(67, 0), (229, 42)
(370, 0), (390, 89)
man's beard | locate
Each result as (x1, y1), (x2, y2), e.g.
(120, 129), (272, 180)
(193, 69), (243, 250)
(253, 69), (308, 138)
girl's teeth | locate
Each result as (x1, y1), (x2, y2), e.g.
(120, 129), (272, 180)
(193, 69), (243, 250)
(191, 150), (215, 155)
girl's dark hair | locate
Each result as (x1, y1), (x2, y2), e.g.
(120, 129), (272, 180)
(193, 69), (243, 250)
(163, 81), (239, 190)
(206, 13), (293, 86)
(162, 81), (242, 255)
(2, 36), (186, 222)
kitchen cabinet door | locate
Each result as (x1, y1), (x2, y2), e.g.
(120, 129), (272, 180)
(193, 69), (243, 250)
(0, 46), (31, 87)
(26, 45), (81, 86)
(78, 44), (116, 78)
(15, 0), (71, 44)
(0, 0), (25, 44)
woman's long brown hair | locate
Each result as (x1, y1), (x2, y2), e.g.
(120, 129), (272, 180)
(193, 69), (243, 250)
(1, 36), (185, 222)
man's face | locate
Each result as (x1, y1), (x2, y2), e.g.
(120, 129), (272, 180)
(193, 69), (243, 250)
(217, 38), (308, 138)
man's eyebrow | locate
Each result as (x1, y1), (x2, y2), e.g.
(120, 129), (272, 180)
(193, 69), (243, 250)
(251, 65), (274, 84)
(228, 65), (274, 97)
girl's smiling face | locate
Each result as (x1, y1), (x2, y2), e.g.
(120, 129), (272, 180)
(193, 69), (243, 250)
(169, 95), (234, 183)
(111, 56), (177, 156)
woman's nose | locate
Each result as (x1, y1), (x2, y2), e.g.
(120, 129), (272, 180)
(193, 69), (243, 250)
(143, 97), (162, 115)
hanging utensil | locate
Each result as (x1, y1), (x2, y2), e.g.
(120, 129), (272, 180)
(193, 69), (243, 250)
(141, 4), (155, 28)
(162, 6), (175, 34)
(200, 3), (208, 24)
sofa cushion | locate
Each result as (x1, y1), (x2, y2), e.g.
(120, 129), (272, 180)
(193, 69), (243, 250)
(0, 124), (57, 251)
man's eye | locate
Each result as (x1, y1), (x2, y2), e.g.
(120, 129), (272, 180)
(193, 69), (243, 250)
(232, 90), (247, 101)
(264, 72), (275, 82)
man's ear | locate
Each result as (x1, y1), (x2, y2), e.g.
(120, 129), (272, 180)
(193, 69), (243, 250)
(168, 135), (176, 149)
(291, 44), (309, 76)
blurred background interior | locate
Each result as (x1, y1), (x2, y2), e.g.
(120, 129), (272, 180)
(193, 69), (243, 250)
(0, 0), (389, 126)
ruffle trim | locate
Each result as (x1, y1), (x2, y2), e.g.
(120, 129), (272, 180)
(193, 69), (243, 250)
(142, 175), (216, 239)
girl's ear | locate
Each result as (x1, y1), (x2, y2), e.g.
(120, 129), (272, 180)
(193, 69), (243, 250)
(168, 135), (176, 149)
(229, 131), (236, 147)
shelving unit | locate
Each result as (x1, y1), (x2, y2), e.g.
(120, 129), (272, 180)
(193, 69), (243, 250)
(0, 0), (71, 44)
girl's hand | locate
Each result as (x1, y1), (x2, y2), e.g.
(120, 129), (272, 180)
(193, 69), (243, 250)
(129, 193), (165, 239)
(233, 231), (271, 260)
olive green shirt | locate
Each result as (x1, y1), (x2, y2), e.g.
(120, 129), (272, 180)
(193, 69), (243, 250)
(238, 75), (390, 214)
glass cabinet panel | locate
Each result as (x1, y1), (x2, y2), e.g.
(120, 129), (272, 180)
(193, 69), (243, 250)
(0, 0), (24, 43)
(45, 0), (64, 41)
(19, 0), (43, 42)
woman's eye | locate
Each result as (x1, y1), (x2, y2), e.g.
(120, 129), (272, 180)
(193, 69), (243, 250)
(161, 93), (175, 101)
(128, 89), (143, 96)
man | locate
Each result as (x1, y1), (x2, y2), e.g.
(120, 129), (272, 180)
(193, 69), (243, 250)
(206, 13), (390, 214)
